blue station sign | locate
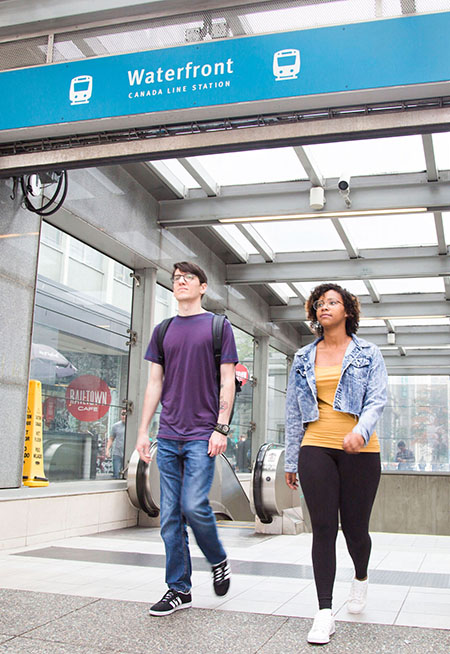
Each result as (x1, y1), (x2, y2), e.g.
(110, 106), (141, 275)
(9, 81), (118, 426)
(1, 12), (449, 133)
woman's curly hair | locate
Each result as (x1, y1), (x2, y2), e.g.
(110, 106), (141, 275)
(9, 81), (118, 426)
(306, 283), (360, 336)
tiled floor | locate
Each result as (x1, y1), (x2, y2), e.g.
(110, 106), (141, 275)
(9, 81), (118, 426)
(1, 524), (449, 632)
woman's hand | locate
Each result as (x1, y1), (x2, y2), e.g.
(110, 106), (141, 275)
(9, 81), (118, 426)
(343, 431), (365, 454)
(285, 472), (299, 490)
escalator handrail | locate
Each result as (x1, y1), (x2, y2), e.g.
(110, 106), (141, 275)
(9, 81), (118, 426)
(130, 445), (159, 517)
(252, 442), (273, 524)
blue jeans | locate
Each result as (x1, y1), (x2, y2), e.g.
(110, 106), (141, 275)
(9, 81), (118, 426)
(156, 437), (227, 593)
(112, 455), (122, 479)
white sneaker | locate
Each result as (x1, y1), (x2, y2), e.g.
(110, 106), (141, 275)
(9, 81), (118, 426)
(307, 609), (335, 644)
(347, 578), (368, 614)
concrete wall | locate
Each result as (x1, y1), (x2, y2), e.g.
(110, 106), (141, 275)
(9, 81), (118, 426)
(0, 179), (41, 488)
(0, 487), (137, 549)
(371, 473), (450, 536)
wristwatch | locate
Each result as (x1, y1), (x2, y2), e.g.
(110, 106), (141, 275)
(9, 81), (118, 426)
(215, 423), (231, 436)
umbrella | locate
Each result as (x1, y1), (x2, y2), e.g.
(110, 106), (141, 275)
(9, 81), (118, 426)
(30, 344), (77, 383)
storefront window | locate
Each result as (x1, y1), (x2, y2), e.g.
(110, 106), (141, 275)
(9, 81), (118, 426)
(267, 347), (288, 445)
(30, 222), (133, 482)
(379, 376), (449, 472)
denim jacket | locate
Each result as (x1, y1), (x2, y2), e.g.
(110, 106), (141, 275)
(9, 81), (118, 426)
(285, 334), (388, 473)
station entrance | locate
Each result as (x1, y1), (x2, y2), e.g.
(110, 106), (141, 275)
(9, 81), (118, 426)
(0, 1), (449, 536)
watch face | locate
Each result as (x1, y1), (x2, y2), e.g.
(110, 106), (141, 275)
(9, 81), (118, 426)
(217, 424), (230, 434)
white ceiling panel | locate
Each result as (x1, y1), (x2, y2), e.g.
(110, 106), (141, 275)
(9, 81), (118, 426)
(253, 219), (344, 252)
(193, 148), (308, 185)
(373, 278), (445, 294)
(340, 213), (437, 249)
(304, 135), (426, 178)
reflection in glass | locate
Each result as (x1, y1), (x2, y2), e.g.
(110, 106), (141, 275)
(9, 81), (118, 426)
(379, 376), (449, 472)
(30, 223), (133, 482)
(268, 347), (288, 445)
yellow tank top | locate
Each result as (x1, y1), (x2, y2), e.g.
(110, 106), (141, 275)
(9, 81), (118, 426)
(302, 365), (380, 452)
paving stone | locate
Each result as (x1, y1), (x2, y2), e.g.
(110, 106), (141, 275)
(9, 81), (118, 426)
(0, 589), (98, 636)
(0, 637), (117, 654)
(27, 598), (287, 654)
(257, 616), (450, 654)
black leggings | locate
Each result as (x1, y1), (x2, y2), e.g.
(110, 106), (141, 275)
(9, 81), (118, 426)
(299, 445), (381, 610)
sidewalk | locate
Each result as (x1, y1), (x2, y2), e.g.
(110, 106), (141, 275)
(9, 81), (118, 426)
(0, 525), (449, 653)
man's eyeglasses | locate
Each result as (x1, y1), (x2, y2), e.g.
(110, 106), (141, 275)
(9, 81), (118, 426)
(172, 273), (197, 284)
(313, 299), (343, 310)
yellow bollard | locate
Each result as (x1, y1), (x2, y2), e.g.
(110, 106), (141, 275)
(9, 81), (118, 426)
(23, 380), (49, 487)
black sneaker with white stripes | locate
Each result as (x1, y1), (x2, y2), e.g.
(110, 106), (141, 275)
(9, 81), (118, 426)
(149, 589), (192, 616)
(212, 558), (231, 596)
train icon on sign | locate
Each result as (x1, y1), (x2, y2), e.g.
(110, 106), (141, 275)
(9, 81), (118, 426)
(273, 49), (300, 81)
(69, 75), (93, 105)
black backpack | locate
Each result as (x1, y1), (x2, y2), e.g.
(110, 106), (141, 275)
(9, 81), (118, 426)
(156, 313), (242, 420)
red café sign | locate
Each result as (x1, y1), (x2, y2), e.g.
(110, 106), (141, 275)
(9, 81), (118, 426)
(66, 375), (111, 422)
(236, 363), (249, 386)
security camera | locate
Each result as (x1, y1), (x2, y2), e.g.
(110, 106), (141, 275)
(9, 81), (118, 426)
(27, 174), (43, 197)
(338, 173), (351, 192)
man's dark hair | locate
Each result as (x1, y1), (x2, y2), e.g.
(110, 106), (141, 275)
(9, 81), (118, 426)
(172, 261), (208, 285)
(398, 441), (406, 448)
(305, 283), (360, 336)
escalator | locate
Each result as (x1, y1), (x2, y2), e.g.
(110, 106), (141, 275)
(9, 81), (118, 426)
(127, 441), (300, 525)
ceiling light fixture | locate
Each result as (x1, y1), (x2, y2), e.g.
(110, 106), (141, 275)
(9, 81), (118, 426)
(218, 207), (428, 224)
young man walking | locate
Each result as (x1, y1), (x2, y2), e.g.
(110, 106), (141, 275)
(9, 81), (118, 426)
(135, 261), (238, 616)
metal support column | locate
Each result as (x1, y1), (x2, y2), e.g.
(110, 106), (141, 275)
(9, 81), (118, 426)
(124, 267), (157, 467)
(251, 335), (270, 463)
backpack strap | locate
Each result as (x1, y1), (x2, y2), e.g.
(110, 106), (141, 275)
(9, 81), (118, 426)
(212, 313), (226, 376)
(156, 317), (174, 368)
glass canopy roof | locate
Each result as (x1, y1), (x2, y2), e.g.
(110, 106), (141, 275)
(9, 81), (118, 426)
(150, 126), (450, 366)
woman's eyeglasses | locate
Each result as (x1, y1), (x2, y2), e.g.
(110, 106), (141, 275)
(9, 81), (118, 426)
(313, 299), (343, 310)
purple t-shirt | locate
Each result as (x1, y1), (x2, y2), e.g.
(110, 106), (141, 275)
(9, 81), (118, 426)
(144, 312), (238, 441)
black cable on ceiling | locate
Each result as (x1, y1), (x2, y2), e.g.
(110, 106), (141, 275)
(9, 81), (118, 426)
(20, 170), (68, 216)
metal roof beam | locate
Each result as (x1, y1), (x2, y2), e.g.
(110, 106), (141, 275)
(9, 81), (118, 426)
(331, 217), (359, 258)
(288, 282), (307, 302)
(422, 134), (439, 182)
(444, 276), (450, 300)
(178, 158), (220, 197)
(208, 225), (248, 263)
(365, 280), (380, 302)
(227, 253), (450, 284)
(159, 171), (450, 227)
(383, 348), (450, 358)
(357, 330), (450, 348)
(226, 13), (253, 36)
(434, 211), (448, 255)
(293, 146), (324, 187)
(384, 355), (450, 368)
(267, 284), (290, 305)
(235, 224), (275, 262)
(145, 161), (186, 198)
(270, 297), (450, 322)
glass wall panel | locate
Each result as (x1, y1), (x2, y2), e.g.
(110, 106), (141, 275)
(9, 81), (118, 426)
(267, 347), (288, 445)
(229, 327), (254, 472)
(379, 376), (449, 472)
(30, 222), (133, 482)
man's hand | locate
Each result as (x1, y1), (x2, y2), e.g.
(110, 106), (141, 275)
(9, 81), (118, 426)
(136, 431), (152, 463)
(208, 431), (228, 457)
(343, 431), (365, 454)
(285, 472), (299, 490)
